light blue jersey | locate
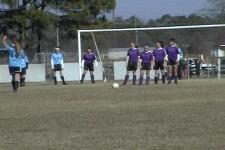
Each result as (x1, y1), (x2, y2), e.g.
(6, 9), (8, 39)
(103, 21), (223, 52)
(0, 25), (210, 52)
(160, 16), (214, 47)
(1, 44), (24, 68)
(51, 52), (64, 65)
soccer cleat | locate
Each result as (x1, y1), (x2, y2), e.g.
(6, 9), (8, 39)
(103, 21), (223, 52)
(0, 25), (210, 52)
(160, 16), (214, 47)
(80, 80), (83, 84)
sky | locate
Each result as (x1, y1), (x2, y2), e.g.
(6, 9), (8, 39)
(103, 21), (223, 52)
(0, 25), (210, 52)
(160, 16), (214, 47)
(113, 0), (208, 20)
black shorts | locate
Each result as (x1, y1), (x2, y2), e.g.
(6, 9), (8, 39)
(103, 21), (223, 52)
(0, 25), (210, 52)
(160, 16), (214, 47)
(21, 68), (27, 75)
(154, 61), (164, 70)
(127, 61), (138, 71)
(141, 63), (151, 70)
(84, 63), (94, 71)
(53, 64), (62, 71)
(9, 66), (22, 75)
(167, 60), (178, 66)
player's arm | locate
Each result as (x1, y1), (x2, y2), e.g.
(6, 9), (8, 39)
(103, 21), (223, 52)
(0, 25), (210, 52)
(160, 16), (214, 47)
(60, 56), (64, 69)
(164, 48), (168, 62)
(2, 35), (12, 51)
(51, 54), (54, 70)
(94, 54), (98, 67)
(81, 54), (85, 68)
(176, 48), (180, 63)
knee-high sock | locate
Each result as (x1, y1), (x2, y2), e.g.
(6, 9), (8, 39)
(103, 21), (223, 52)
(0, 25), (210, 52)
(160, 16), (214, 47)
(91, 74), (95, 83)
(81, 74), (85, 82)
(174, 75), (178, 84)
(146, 77), (150, 85)
(14, 81), (19, 92)
(53, 76), (57, 85)
(123, 75), (129, 84)
(60, 76), (66, 84)
(133, 75), (136, 85)
(139, 76), (143, 85)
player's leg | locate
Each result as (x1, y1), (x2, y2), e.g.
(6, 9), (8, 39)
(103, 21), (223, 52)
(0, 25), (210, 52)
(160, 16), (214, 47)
(59, 70), (67, 85)
(53, 65), (57, 85)
(89, 64), (95, 83)
(9, 67), (15, 89)
(13, 68), (21, 92)
(174, 64), (178, 84)
(160, 64), (166, 84)
(146, 70), (150, 85)
(132, 62), (138, 85)
(167, 64), (172, 84)
(123, 62), (131, 85)
(80, 69), (87, 84)
(139, 69), (144, 85)
(90, 71), (95, 83)
(154, 63), (159, 84)
(20, 68), (26, 87)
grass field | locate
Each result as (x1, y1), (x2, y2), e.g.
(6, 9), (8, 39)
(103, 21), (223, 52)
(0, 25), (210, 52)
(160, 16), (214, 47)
(1, 80), (225, 150)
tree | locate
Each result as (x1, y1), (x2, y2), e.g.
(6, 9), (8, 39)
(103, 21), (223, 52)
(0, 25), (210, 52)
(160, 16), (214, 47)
(0, 0), (116, 56)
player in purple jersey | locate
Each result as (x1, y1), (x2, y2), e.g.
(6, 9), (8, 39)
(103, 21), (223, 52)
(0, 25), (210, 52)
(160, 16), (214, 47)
(80, 48), (97, 84)
(165, 39), (180, 84)
(152, 41), (166, 84)
(123, 43), (140, 85)
(139, 46), (153, 85)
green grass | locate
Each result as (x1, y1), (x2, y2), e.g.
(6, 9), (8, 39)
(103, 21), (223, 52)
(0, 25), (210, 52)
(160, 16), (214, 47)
(0, 80), (225, 150)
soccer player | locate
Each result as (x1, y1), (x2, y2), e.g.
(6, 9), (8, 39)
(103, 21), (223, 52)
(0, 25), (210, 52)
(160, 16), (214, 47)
(80, 48), (97, 84)
(20, 50), (29, 86)
(152, 41), (166, 84)
(123, 43), (140, 85)
(51, 47), (67, 85)
(139, 46), (153, 85)
(2, 35), (24, 92)
(165, 38), (180, 84)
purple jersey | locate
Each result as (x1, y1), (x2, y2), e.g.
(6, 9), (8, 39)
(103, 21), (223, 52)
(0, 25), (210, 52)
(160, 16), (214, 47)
(127, 48), (140, 62)
(83, 52), (96, 64)
(166, 45), (179, 61)
(140, 51), (153, 63)
(153, 48), (166, 62)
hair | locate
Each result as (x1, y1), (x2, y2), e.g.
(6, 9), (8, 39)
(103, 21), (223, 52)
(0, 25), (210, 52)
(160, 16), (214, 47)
(170, 38), (175, 42)
(157, 41), (164, 48)
(14, 40), (22, 57)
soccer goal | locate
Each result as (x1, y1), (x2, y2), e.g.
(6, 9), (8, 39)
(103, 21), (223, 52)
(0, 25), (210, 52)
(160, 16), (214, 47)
(77, 24), (225, 82)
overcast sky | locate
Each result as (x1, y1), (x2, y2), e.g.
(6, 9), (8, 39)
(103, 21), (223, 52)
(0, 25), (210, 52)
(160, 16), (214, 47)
(113, 0), (208, 20)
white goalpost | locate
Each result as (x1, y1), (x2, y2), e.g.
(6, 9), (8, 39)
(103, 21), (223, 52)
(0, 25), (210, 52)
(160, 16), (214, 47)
(77, 24), (225, 81)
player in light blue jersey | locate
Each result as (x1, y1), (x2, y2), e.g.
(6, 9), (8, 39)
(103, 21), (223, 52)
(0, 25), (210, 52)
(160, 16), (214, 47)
(2, 35), (25, 92)
(51, 47), (67, 85)
(20, 50), (29, 87)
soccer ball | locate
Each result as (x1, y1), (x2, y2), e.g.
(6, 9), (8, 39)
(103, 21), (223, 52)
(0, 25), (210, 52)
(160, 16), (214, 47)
(112, 83), (119, 88)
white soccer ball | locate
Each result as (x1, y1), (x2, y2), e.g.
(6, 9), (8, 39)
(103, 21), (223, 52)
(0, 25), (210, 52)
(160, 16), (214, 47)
(112, 83), (119, 88)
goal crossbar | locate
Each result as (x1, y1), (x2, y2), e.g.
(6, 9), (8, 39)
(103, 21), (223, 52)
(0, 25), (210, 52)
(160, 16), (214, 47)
(77, 24), (225, 80)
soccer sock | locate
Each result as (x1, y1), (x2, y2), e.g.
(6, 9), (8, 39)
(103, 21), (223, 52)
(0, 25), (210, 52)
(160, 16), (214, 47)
(154, 77), (158, 84)
(53, 76), (57, 85)
(60, 76), (66, 84)
(174, 75), (178, 84)
(23, 77), (26, 86)
(91, 75), (95, 83)
(146, 77), (150, 85)
(168, 76), (172, 84)
(81, 74), (85, 83)
(14, 81), (19, 92)
(133, 75), (136, 85)
(123, 75), (129, 84)
(20, 78), (23, 86)
(11, 80), (15, 91)
(139, 76), (143, 85)
(162, 75), (165, 84)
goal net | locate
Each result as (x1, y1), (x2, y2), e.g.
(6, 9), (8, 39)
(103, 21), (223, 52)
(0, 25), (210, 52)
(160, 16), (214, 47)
(77, 24), (225, 82)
